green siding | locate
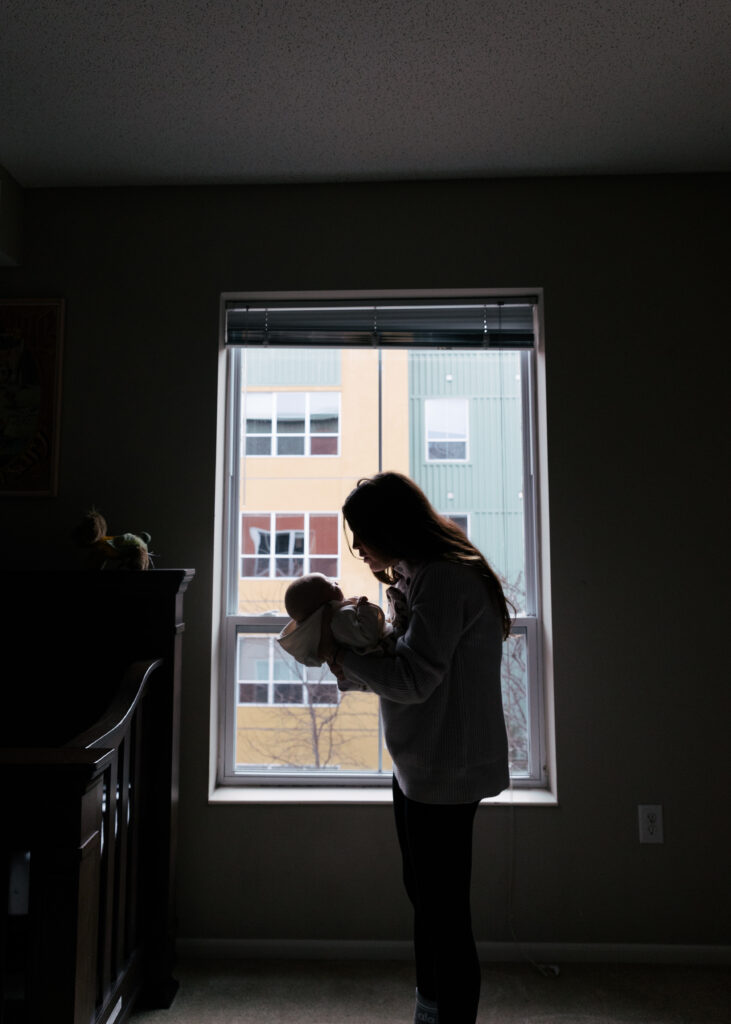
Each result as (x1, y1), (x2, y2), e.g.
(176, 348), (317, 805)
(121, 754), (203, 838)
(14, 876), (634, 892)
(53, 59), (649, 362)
(409, 351), (526, 602)
(243, 348), (341, 387)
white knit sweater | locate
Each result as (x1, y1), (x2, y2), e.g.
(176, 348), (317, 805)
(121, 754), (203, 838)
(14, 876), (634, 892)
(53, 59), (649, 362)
(340, 559), (510, 804)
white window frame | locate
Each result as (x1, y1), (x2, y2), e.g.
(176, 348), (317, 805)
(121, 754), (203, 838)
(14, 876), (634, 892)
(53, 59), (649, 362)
(240, 510), (340, 580)
(216, 288), (554, 797)
(244, 391), (340, 457)
(425, 397), (469, 462)
(235, 631), (340, 708)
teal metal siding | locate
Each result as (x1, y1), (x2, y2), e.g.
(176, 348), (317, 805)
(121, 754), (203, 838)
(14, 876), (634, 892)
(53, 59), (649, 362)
(243, 348), (341, 387)
(409, 351), (526, 601)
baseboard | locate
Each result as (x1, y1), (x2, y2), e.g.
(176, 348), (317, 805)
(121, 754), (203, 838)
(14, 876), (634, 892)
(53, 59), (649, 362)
(176, 938), (730, 966)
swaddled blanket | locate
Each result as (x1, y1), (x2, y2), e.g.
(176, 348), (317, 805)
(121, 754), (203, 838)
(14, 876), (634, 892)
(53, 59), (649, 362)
(277, 599), (393, 668)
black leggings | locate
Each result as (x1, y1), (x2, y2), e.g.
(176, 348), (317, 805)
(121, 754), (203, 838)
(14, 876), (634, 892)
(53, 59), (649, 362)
(392, 776), (481, 1024)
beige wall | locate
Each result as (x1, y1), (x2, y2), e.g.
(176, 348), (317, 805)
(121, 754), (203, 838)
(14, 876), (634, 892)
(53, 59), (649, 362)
(1, 175), (729, 950)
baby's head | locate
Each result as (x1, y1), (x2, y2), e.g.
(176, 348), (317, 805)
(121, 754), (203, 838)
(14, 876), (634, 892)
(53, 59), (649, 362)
(284, 573), (344, 623)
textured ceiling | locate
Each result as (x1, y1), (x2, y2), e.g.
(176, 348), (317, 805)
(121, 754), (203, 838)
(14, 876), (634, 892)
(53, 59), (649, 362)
(1, 0), (730, 187)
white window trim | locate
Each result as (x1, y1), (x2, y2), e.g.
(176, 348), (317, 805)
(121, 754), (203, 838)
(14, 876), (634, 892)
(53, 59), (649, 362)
(424, 396), (470, 463)
(235, 625), (340, 709)
(240, 510), (340, 580)
(213, 288), (555, 802)
(244, 391), (341, 457)
(222, 614), (394, 788)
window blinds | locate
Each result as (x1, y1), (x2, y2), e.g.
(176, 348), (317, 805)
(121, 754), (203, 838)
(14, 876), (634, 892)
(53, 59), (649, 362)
(225, 298), (536, 349)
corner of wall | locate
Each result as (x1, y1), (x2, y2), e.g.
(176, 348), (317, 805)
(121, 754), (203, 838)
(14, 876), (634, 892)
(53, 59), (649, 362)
(0, 166), (23, 267)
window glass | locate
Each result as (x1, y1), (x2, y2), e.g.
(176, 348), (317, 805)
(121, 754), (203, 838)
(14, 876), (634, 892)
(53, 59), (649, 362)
(245, 393), (273, 454)
(245, 393), (272, 432)
(310, 514), (338, 553)
(276, 393), (306, 433)
(275, 514), (305, 541)
(278, 436), (305, 455)
(502, 629), (529, 775)
(224, 322), (545, 787)
(243, 390), (339, 457)
(239, 635), (270, 676)
(310, 392), (339, 433)
(241, 514), (271, 577)
(274, 515), (304, 578)
(237, 635), (271, 704)
(236, 634), (340, 708)
(447, 514), (469, 535)
(310, 436), (337, 455)
(425, 397), (468, 461)
(274, 683), (303, 704)
(241, 512), (338, 580)
(246, 436), (271, 455)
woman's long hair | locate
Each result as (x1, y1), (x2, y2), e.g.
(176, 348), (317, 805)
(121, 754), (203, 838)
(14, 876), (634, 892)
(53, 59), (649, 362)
(342, 472), (514, 639)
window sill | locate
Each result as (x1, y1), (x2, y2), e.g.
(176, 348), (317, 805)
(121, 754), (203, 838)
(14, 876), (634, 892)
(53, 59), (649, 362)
(209, 785), (558, 806)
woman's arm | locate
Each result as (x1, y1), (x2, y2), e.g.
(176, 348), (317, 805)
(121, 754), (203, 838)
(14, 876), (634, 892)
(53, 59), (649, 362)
(331, 600), (386, 649)
(318, 603), (336, 662)
(337, 562), (474, 704)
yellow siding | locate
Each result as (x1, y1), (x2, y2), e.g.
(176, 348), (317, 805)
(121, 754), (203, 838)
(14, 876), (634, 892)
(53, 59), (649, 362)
(235, 348), (408, 769)
(236, 692), (393, 772)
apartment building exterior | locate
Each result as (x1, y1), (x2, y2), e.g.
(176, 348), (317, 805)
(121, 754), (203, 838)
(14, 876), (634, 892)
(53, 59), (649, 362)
(232, 344), (529, 776)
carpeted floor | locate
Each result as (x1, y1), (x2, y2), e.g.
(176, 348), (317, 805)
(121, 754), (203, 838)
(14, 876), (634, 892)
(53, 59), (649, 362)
(130, 959), (730, 1024)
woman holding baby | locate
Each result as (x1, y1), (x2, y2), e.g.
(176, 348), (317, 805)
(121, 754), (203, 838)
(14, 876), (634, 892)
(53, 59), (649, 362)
(320, 471), (512, 1024)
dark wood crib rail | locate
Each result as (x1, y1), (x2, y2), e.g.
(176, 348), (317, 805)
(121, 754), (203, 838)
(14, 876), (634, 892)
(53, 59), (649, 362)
(1, 567), (194, 1024)
(1, 659), (162, 1024)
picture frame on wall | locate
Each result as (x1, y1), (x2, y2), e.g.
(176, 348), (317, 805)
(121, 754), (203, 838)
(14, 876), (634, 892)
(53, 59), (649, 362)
(0, 299), (65, 496)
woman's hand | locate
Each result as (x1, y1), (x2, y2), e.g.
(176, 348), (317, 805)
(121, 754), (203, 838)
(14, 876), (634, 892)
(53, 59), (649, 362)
(327, 651), (346, 683)
(318, 603), (336, 663)
(318, 606), (347, 683)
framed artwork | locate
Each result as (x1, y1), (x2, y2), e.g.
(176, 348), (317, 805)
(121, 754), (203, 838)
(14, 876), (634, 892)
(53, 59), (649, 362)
(0, 299), (64, 496)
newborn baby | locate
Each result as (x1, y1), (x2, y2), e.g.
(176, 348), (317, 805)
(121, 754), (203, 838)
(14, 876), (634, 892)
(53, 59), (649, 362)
(277, 572), (394, 668)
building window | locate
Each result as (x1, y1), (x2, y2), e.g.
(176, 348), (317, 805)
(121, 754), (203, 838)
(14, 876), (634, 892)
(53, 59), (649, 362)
(220, 294), (550, 789)
(241, 512), (339, 579)
(446, 513), (469, 535)
(237, 634), (339, 707)
(425, 398), (468, 461)
(245, 391), (340, 456)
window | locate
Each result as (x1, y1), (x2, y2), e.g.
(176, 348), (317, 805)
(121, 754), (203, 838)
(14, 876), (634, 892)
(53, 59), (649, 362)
(219, 293), (549, 790)
(446, 513), (469, 535)
(425, 398), (469, 461)
(241, 512), (339, 579)
(237, 633), (339, 706)
(245, 391), (340, 456)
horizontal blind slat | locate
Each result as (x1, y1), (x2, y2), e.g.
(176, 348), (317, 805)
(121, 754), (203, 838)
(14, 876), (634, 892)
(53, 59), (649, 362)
(226, 299), (536, 349)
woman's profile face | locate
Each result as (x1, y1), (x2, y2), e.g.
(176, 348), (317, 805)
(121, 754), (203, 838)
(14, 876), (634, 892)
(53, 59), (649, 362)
(350, 531), (396, 573)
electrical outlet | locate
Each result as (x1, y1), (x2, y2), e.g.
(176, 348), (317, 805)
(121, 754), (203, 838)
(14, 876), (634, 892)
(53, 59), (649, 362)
(638, 804), (664, 844)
